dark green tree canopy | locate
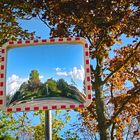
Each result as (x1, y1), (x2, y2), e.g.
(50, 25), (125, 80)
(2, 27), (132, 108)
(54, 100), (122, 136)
(28, 70), (40, 89)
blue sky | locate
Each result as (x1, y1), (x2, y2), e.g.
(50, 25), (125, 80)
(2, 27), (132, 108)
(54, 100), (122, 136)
(7, 44), (84, 78)
(18, 18), (50, 39)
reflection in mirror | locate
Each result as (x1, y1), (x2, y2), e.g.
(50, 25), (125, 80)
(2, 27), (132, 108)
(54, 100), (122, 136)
(6, 44), (86, 108)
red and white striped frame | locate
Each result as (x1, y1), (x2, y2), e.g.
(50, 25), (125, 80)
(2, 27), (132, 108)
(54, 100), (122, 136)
(0, 37), (92, 112)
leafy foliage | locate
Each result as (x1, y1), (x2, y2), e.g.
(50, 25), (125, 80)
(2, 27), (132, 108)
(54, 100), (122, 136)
(0, 111), (15, 139)
(1, 0), (140, 139)
(33, 110), (73, 140)
(0, 0), (35, 45)
(0, 111), (35, 139)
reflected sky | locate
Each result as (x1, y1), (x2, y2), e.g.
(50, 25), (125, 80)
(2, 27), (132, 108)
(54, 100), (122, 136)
(6, 44), (85, 95)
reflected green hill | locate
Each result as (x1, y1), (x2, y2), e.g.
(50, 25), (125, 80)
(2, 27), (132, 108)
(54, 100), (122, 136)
(8, 73), (86, 106)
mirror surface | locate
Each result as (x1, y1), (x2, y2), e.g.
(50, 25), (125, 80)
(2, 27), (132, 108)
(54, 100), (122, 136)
(6, 44), (86, 108)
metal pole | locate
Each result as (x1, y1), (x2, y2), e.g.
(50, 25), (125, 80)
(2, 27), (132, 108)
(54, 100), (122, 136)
(45, 110), (52, 140)
(45, 84), (52, 140)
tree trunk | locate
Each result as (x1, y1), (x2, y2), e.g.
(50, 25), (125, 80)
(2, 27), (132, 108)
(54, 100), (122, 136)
(95, 85), (108, 140)
(94, 61), (108, 140)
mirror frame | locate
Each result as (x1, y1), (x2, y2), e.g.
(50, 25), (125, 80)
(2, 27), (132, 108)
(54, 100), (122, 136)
(0, 37), (92, 112)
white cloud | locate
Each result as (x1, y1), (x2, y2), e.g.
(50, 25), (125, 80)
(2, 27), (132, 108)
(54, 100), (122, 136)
(69, 66), (85, 81)
(55, 67), (62, 71)
(56, 66), (85, 81)
(56, 71), (68, 76)
(6, 74), (28, 96)
(39, 75), (44, 79)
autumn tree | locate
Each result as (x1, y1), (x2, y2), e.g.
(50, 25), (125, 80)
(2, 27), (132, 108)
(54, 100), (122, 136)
(0, 1), (36, 139)
(19, 0), (140, 139)
(0, 0), (140, 139)
(0, 0), (35, 45)
(0, 111), (35, 139)
(32, 110), (72, 140)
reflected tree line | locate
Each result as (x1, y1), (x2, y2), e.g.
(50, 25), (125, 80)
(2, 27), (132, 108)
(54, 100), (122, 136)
(7, 70), (86, 106)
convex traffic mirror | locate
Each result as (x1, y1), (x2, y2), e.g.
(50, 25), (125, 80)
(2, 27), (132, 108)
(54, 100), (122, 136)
(0, 38), (92, 112)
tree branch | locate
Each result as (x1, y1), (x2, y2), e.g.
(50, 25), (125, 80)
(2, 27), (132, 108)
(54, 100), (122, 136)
(132, 124), (140, 140)
(103, 42), (140, 85)
(90, 64), (96, 76)
(126, 117), (133, 140)
(107, 86), (140, 128)
(70, 11), (95, 48)
(126, 115), (140, 140)
(111, 122), (116, 140)
(83, 30), (95, 48)
(37, 14), (52, 30)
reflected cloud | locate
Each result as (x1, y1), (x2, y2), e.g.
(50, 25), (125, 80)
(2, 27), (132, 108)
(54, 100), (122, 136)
(56, 71), (68, 76)
(39, 75), (44, 79)
(55, 67), (62, 71)
(7, 74), (28, 96)
(56, 66), (85, 81)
